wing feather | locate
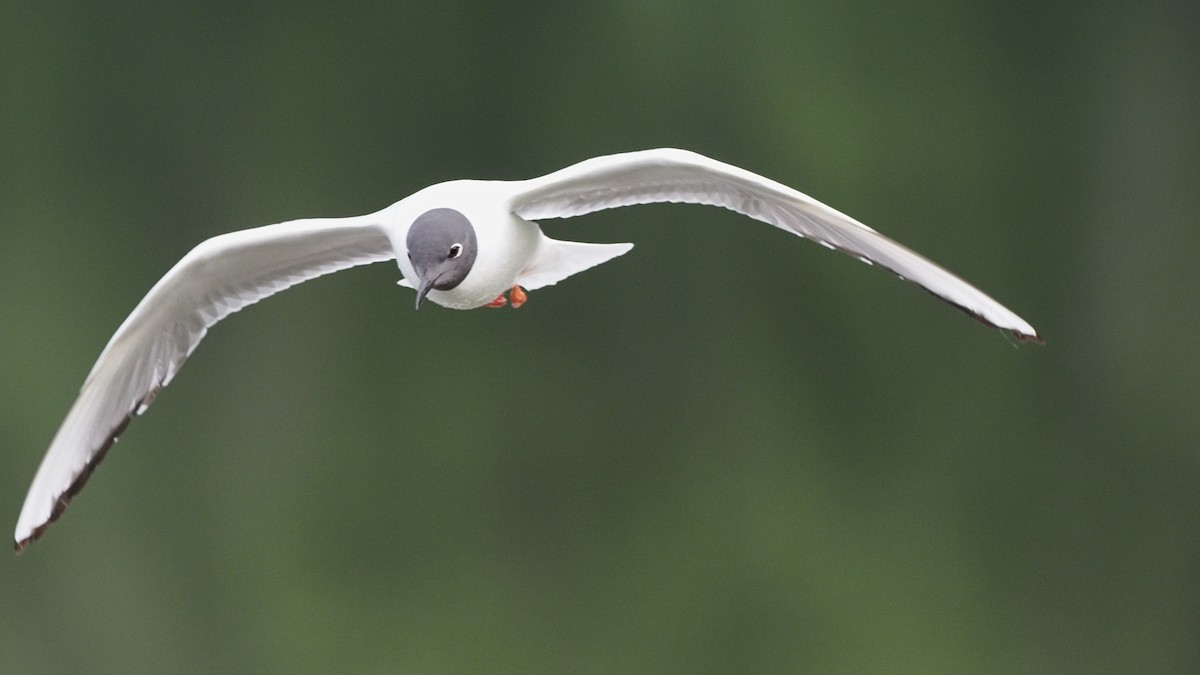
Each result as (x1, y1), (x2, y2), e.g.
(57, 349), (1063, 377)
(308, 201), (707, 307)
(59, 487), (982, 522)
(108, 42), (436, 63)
(15, 215), (394, 550)
(512, 148), (1039, 342)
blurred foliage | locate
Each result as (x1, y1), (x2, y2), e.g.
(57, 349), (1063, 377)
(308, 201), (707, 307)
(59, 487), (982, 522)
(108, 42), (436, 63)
(1, 1), (1197, 673)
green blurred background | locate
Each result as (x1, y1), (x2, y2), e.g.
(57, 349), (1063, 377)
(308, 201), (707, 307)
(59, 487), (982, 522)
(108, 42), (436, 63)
(2, 2), (1196, 673)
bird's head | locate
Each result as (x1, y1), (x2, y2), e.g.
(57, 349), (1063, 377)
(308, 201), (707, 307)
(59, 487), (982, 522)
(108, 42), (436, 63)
(406, 208), (479, 309)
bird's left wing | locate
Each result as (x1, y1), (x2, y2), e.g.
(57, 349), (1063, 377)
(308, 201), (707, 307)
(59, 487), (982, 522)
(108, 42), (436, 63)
(510, 148), (1039, 342)
(15, 215), (394, 550)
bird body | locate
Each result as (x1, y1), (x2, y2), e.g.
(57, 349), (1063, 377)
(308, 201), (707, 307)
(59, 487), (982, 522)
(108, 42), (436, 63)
(392, 179), (542, 308)
(14, 148), (1040, 551)
(386, 179), (631, 310)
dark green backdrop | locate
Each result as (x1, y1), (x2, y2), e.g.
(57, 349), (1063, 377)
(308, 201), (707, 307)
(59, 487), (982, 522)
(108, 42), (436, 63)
(2, 2), (1196, 673)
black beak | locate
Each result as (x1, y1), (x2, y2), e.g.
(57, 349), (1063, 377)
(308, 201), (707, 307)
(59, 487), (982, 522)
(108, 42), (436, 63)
(414, 276), (434, 310)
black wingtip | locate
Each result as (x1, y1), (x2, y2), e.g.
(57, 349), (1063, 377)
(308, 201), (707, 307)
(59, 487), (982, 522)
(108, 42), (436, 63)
(13, 410), (134, 554)
(1017, 332), (1046, 346)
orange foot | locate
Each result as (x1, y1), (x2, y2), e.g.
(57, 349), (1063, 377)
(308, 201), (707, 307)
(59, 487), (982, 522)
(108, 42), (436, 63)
(509, 285), (527, 308)
(485, 285), (528, 309)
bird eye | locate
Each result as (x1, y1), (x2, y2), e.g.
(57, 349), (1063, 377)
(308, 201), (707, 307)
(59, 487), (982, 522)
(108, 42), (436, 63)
(448, 243), (463, 259)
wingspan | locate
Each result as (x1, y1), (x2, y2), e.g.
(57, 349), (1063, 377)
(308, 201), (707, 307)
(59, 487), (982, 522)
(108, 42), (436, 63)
(15, 215), (394, 550)
(511, 148), (1039, 342)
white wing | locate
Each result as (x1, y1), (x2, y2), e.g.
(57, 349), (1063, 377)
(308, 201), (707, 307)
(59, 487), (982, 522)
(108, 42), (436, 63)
(15, 215), (394, 550)
(512, 148), (1039, 342)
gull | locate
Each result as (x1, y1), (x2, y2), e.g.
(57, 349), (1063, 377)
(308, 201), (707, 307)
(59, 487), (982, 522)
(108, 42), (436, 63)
(13, 148), (1040, 551)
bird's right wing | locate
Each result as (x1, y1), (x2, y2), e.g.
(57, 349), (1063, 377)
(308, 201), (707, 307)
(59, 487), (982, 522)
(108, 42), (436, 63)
(15, 215), (395, 550)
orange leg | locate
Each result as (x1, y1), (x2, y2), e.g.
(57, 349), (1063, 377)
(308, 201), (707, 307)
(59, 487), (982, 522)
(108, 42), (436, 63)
(509, 285), (527, 308)
(485, 295), (507, 308)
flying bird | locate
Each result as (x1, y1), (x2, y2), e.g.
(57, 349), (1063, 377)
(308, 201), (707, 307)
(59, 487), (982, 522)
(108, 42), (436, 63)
(13, 148), (1040, 551)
